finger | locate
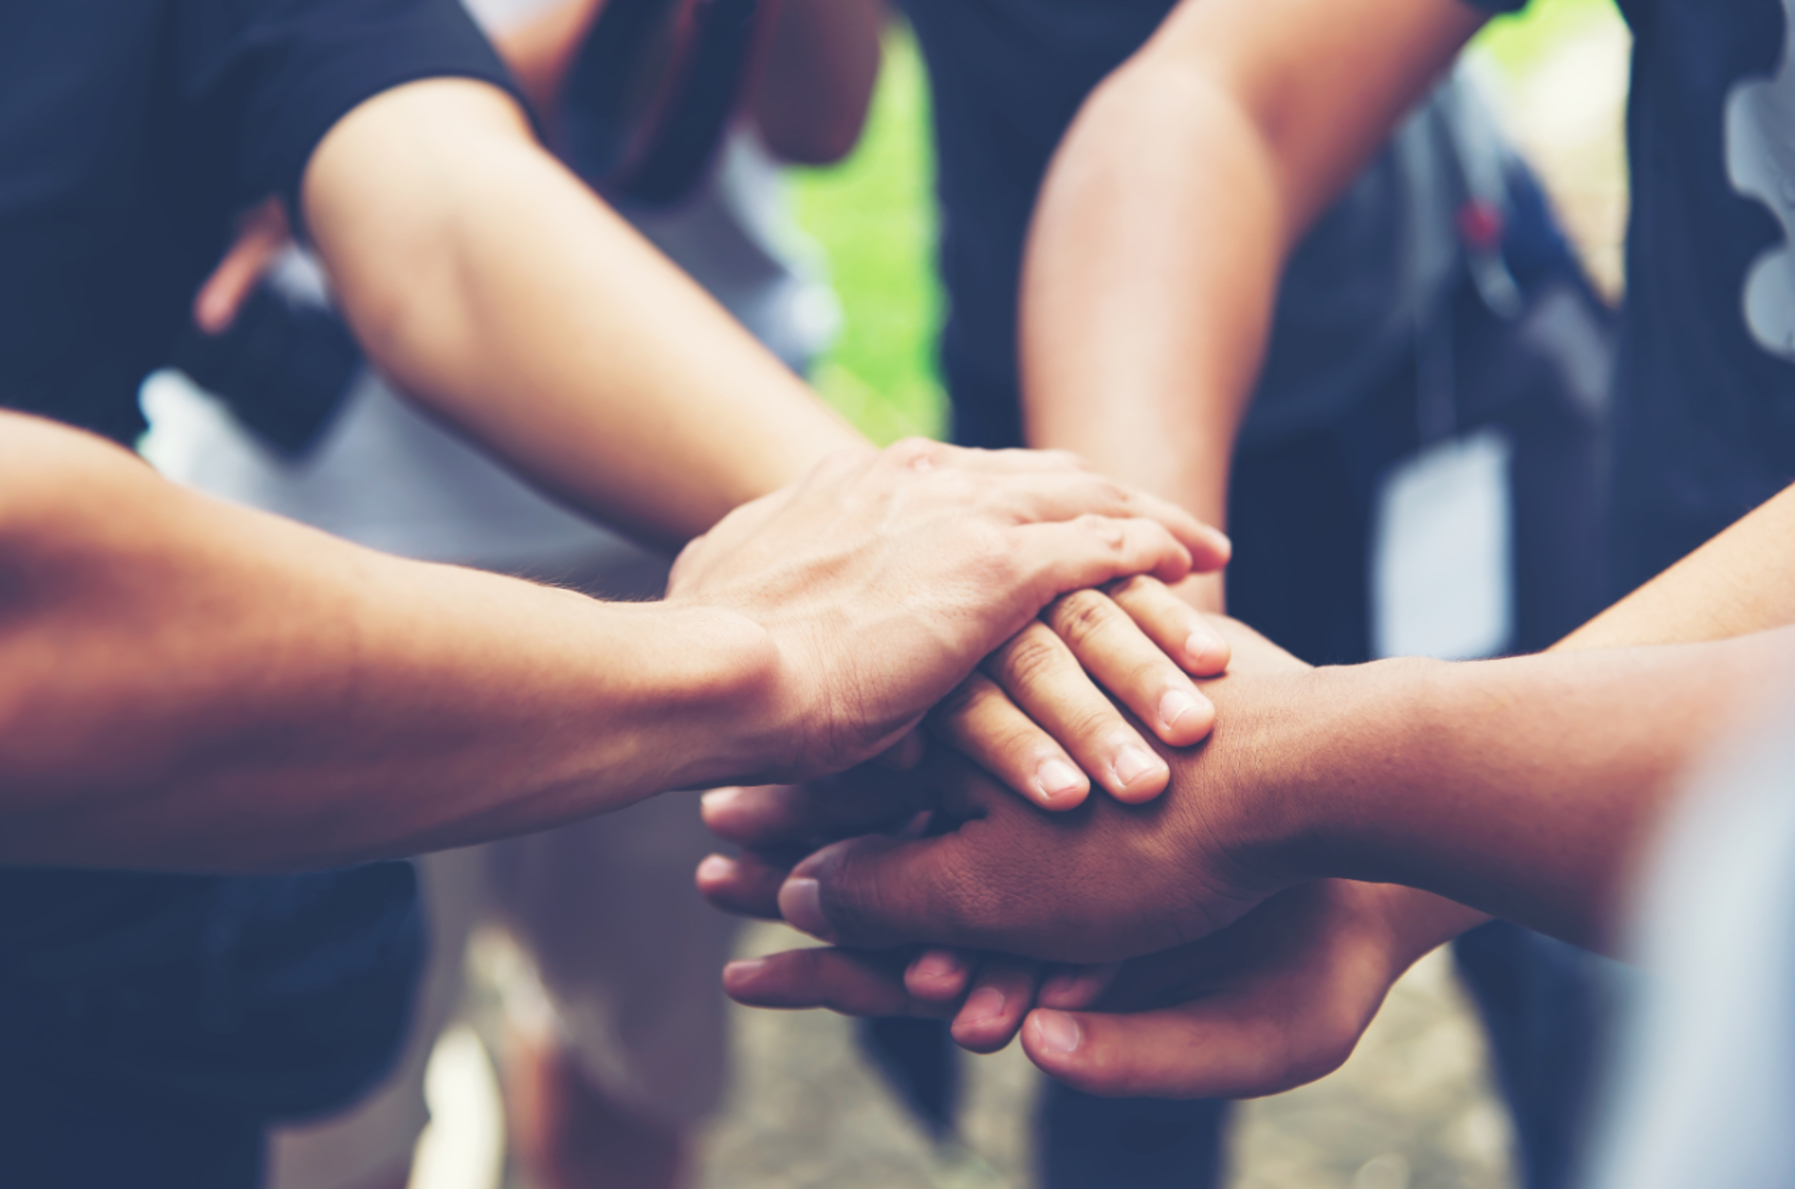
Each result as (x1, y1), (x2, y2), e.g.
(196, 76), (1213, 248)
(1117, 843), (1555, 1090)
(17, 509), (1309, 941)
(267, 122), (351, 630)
(950, 956), (1043, 1054)
(1036, 963), (1122, 1011)
(1021, 993), (1333, 1101)
(695, 851), (788, 919)
(778, 834), (991, 952)
(922, 444), (1230, 570)
(903, 440), (1087, 475)
(1015, 516), (1198, 594)
(928, 672), (1092, 811)
(700, 778), (928, 852)
(724, 947), (954, 1019)
(1041, 588), (1217, 748)
(981, 622), (1172, 803)
(1106, 577), (1232, 677)
(904, 948), (974, 1004)
(192, 199), (290, 335)
(971, 472), (1230, 574)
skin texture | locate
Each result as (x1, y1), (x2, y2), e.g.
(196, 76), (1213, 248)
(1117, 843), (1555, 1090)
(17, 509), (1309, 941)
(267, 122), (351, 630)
(0, 417), (1224, 872)
(701, 483), (1795, 1095)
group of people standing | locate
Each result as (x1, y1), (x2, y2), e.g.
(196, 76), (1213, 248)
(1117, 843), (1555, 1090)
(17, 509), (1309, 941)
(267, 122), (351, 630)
(3, 1), (1794, 1188)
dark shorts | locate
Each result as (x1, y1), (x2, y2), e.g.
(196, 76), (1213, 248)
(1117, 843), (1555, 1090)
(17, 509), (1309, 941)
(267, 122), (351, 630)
(0, 864), (425, 1189)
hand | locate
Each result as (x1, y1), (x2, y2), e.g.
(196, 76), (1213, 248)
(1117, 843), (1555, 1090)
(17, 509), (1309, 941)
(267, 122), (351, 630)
(192, 197), (292, 335)
(721, 882), (1489, 1098)
(698, 621), (1312, 963)
(931, 575), (1233, 809)
(666, 439), (1231, 785)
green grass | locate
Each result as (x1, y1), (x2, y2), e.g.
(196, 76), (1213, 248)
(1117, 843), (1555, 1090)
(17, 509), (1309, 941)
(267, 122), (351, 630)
(789, 28), (946, 445)
(1472, 0), (1625, 75)
(790, 4), (1625, 445)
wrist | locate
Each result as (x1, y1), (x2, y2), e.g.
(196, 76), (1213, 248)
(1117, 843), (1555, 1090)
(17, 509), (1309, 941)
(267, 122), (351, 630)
(634, 602), (788, 789)
(1283, 657), (1451, 887)
(1221, 658), (1443, 890)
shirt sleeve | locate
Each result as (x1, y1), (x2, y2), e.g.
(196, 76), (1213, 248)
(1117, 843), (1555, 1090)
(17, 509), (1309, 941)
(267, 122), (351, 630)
(177, 0), (523, 227)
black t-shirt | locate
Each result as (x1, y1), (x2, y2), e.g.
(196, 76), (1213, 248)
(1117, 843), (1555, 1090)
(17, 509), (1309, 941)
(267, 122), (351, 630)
(1475, 0), (1795, 591)
(0, 0), (513, 444)
(0, 0), (513, 1137)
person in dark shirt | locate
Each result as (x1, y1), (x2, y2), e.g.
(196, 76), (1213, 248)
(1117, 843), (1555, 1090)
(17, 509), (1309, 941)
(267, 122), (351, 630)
(0, 2), (1240, 1182)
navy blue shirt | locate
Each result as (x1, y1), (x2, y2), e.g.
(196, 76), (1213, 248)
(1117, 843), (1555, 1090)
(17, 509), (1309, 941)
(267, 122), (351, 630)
(0, 0), (513, 444)
(1467, 0), (1795, 591)
(0, 0), (514, 1143)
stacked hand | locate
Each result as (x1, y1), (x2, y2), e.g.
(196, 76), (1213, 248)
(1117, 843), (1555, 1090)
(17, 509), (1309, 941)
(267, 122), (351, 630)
(695, 618), (1488, 1098)
(665, 439), (1235, 795)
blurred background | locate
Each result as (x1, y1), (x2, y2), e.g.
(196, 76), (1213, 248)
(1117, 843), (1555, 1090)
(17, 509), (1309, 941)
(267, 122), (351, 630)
(410, 1), (1634, 1186)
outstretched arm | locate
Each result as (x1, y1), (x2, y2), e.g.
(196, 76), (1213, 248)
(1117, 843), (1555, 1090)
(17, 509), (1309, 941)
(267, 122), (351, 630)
(0, 416), (1213, 873)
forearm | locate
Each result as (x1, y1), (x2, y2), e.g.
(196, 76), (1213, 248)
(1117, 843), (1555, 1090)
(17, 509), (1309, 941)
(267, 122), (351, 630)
(304, 80), (864, 547)
(1022, 63), (1277, 535)
(1261, 632), (1795, 950)
(1556, 483), (1795, 651)
(1021, 0), (1484, 604)
(0, 417), (779, 872)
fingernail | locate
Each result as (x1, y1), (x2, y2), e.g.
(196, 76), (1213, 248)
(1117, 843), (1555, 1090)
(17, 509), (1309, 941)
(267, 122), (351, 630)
(962, 986), (1006, 1022)
(1113, 744), (1163, 788)
(1034, 1010), (1082, 1055)
(1036, 758), (1086, 804)
(1159, 689), (1204, 733)
(701, 787), (742, 814)
(912, 950), (963, 983)
(778, 878), (837, 942)
(1185, 623), (1226, 666)
(723, 958), (768, 981)
(1039, 971), (1081, 1003)
(696, 854), (736, 883)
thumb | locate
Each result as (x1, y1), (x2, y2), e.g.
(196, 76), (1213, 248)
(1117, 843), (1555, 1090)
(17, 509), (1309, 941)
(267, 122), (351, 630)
(777, 834), (984, 951)
(1020, 991), (1346, 1101)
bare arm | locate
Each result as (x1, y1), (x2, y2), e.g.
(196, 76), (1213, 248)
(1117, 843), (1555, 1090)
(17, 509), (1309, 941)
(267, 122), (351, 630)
(759, 483), (1795, 959)
(302, 77), (864, 547)
(0, 415), (1221, 872)
(0, 415), (775, 871)
(1020, 0), (1486, 606)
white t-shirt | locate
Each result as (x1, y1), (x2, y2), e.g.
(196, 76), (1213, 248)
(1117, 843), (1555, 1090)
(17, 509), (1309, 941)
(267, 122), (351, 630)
(142, 0), (838, 569)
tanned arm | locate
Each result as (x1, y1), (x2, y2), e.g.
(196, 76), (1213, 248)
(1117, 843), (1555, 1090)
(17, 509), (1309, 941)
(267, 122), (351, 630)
(301, 78), (864, 547)
(0, 415), (1211, 873)
(1020, 0), (1487, 606)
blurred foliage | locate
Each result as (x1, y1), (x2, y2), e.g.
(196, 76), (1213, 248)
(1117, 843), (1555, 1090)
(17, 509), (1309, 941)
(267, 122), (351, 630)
(789, 27), (946, 445)
(790, 2), (1626, 445)
(1473, 0), (1624, 75)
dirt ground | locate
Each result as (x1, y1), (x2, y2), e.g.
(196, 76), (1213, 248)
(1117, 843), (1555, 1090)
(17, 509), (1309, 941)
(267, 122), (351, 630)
(688, 924), (1514, 1189)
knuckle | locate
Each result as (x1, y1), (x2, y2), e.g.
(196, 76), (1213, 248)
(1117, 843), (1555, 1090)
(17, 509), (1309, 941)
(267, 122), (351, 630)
(1103, 573), (1160, 602)
(1047, 589), (1120, 649)
(1076, 513), (1130, 553)
(886, 436), (947, 472)
(992, 628), (1069, 688)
